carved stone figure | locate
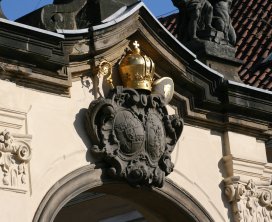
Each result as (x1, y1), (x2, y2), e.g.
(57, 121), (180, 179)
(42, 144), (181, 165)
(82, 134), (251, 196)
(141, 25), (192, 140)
(172, 0), (236, 45)
(172, 0), (213, 41)
(211, 0), (236, 45)
(0, 0), (6, 19)
(16, 0), (139, 31)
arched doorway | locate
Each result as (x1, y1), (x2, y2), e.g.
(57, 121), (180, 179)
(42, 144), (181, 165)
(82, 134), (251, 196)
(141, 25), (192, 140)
(33, 165), (214, 222)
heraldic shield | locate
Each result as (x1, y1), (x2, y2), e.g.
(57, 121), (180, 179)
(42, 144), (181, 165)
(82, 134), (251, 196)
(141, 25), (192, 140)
(86, 87), (183, 188)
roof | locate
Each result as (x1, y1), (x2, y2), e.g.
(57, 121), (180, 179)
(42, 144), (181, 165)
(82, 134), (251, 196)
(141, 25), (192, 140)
(232, 0), (272, 90)
(160, 1), (272, 91)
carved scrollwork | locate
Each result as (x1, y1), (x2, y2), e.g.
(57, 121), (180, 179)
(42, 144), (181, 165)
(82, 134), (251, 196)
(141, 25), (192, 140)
(86, 87), (183, 188)
(97, 60), (114, 89)
(225, 178), (272, 222)
(0, 130), (31, 190)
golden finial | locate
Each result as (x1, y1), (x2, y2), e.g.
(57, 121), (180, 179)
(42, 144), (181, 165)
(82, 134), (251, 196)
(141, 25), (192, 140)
(133, 41), (140, 54)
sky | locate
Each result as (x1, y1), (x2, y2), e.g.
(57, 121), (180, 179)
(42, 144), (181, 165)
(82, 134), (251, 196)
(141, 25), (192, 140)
(1, 0), (177, 21)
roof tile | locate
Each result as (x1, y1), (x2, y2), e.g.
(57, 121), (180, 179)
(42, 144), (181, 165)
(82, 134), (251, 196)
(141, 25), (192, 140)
(160, 0), (272, 90)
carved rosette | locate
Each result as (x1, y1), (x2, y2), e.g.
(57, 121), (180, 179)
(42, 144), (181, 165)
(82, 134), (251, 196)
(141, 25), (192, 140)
(86, 87), (183, 187)
(225, 178), (272, 222)
(0, 130), (31, 192)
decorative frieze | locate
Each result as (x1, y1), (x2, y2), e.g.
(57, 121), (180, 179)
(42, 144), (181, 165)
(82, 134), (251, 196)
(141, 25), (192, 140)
(225, 177), (272, 222)
(0, 130), (31, 193)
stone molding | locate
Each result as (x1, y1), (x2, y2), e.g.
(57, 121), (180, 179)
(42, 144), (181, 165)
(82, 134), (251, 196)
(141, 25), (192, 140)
(0, 129), (32, 193)
(225, 177), (272, 222)
(223, 154), (272, 186)
(33, 165), (214, 222)
(0, 106), (28, 133)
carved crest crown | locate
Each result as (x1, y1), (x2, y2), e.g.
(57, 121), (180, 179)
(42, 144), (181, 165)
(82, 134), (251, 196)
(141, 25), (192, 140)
(119, 41), (155, 91)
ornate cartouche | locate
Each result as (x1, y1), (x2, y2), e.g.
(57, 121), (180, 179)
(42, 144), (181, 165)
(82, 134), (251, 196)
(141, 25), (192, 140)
(119, 41), (155, 91)
(86, 40), (183, 188)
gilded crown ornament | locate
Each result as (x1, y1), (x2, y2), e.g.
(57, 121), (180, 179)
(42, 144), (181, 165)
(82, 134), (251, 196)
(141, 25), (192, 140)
(119, 41), (155, 91)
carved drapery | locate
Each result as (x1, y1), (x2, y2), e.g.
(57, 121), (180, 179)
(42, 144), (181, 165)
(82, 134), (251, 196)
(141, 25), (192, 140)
(225, 178), (272, 222)
(0, 130), (31, 193)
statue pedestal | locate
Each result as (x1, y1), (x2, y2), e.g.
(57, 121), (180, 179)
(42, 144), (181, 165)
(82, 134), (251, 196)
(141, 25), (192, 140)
(185, 40), (243, 83)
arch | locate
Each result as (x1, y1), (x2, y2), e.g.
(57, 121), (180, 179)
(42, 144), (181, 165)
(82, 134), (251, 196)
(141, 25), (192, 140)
(33, 164), (214, 222)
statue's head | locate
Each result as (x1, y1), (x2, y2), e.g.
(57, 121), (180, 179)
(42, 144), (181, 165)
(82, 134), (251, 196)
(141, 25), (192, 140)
(172, 0), (185, 9)
(53, 0), (74, 4)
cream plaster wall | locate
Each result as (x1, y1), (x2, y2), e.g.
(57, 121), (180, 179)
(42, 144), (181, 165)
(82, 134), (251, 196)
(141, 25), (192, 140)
(0, 79), (95, 222)
(169, 124), (230, 222)
(0, 78), (270, 222)
(224, 131), (272, 185)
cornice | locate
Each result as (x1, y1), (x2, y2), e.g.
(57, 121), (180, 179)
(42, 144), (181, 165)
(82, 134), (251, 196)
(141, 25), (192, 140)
(87, 3), (272, 139)
(0, 2), (271, 137)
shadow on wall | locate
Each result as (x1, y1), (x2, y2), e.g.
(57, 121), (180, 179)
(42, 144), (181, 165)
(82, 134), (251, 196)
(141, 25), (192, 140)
(218, 160), (233, 221)
(212, 130), (233, 222)
(266, 140), (272, 163)
(73, 108), (94, 163)
(210, 130), (233, 221)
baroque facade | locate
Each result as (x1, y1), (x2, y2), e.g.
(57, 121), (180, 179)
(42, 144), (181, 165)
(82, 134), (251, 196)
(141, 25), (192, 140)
(0, 0), (271, 221)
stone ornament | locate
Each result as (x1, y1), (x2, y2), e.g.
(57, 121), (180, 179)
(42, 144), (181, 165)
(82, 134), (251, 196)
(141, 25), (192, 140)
(86, 87), (183, 187)
(17, 0), (139, 31)
(0, 130), (31, 192)
(0, 0), (6, 19)
(225, 178), (272, 222)
(86, 41), (183, 187)
(172, 0), (236, 46)
(98, 60), (114, 89)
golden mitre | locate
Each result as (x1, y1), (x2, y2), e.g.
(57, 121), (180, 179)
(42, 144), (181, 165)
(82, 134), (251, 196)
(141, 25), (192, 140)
(119, 41), (155, 91)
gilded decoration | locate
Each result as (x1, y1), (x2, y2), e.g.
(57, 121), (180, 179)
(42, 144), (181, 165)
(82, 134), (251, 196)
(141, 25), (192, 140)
(225, 177), (272, 222)
(98, 60), (114, 89)
(0, 130), (31, 192)
(119, 41), (155, 91)
(86, 41), (183, 187)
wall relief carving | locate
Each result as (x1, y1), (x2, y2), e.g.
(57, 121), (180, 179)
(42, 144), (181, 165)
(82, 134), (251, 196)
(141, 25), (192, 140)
(225, 177), (272, 222)
(0, 130), (32, 193)
(85, 41), (183, 187)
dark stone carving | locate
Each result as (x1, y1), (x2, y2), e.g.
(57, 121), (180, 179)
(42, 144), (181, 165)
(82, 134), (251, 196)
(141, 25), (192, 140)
(172, 0), (213, 42)
(212, 0), (236, 45)
(172, 0), (236, 46)
(85, 87), (183, 187)
(16, 0), (140, 31)
(0, 0), (6, 19)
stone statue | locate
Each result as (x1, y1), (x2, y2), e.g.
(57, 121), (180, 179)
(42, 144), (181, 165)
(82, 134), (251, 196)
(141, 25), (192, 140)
(212, 0), (236, 45)
(16, 0), (139, 31)
(0, 0), (6, 19)
(172, 0), (236, 46)
(172, 0), (213, 41)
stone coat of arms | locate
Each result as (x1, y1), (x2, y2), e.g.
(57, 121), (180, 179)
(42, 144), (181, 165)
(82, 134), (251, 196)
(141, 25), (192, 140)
(85, 41), (183, 187)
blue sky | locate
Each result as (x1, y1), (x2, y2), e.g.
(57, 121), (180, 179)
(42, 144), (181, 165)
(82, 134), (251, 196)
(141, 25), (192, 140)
(1, 0), (177, 20)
